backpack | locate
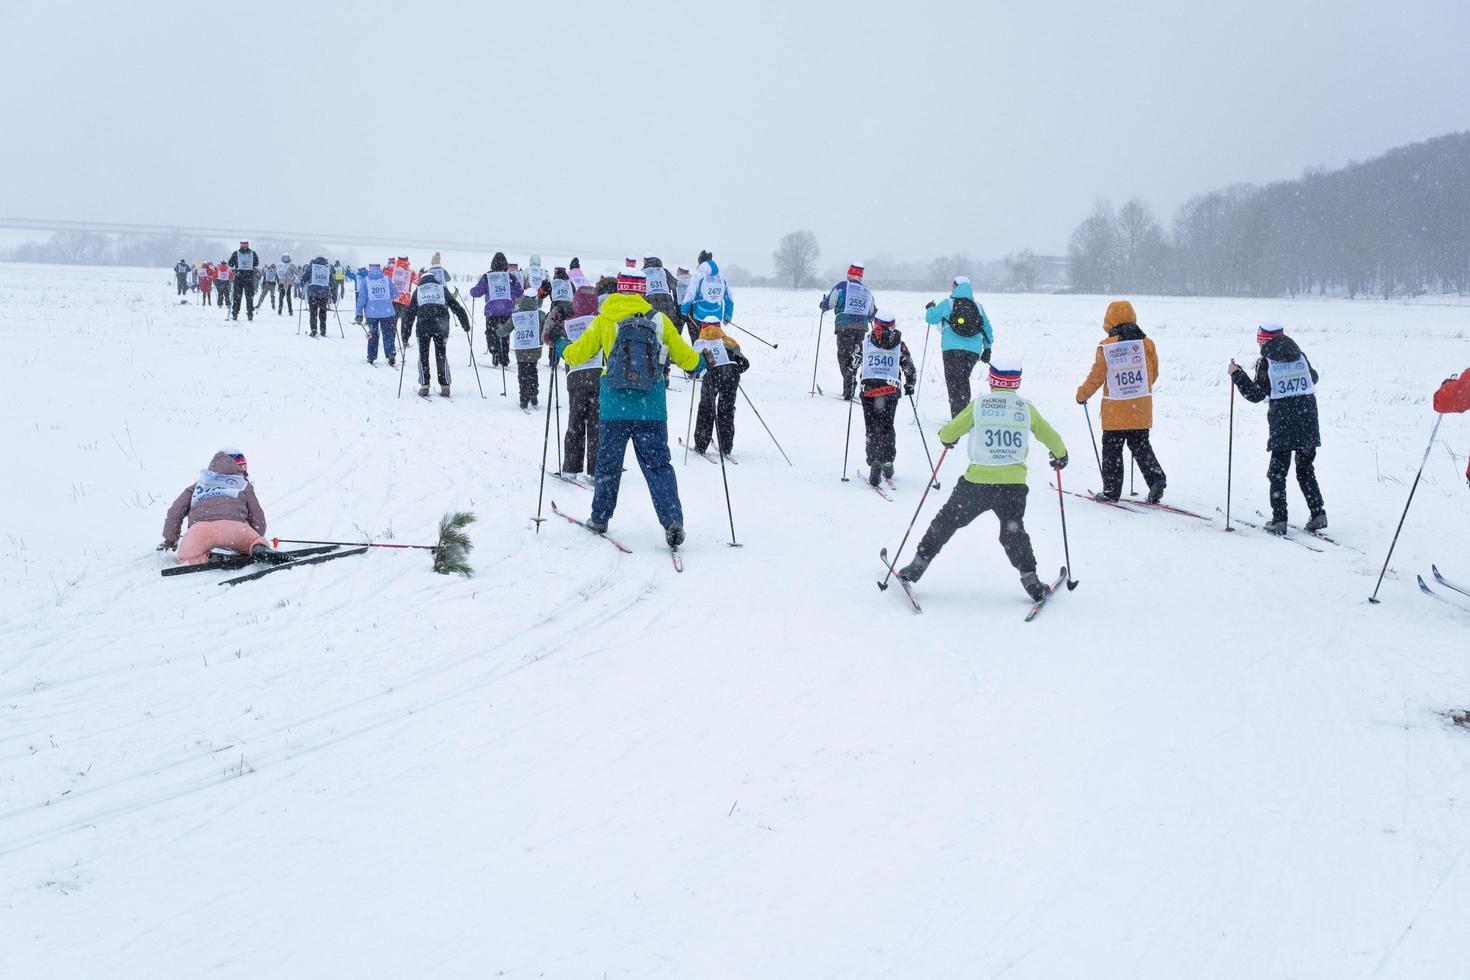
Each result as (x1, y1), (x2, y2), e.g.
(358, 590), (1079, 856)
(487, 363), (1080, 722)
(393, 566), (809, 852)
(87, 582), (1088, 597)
(949, 296), (984, 338)
(604, 312), (663, 392)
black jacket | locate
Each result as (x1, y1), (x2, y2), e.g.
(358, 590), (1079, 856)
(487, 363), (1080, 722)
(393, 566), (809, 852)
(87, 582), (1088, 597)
(1230, 335), (1321, 451)
(228, 248), (262, 281)
(402, 279), (470, 338)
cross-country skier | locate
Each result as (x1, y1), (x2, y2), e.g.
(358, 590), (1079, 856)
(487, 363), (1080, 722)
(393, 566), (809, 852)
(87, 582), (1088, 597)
(401, 269), (470, 397)
(173, 259), (189, 296)
(275, 254), (295, 316)
(679, 256), (734, 339)
(470, 251), (523, 366)
(820, 262), (876, 401)
(524, 254), (550, 303)
(923, 275), (993, 417)
(197, 262), (213, 305)
(258, 259), (279, 310)
(558, 267), (706, 544)
(301, 255), (333, 338)
(390, 256), (415, 330)
(355, 262), (400, 366)
(547, 307), (601, 480)
(692, 314), (750, 457)
(511, 286), (545, 409)
(898, 356), (1069, 602)
(160, 447), (285, 565)
(228, 240), (261, 320)
(852, 311), (916, 487)
(1434, 369), (1470, 487)
(214, 258), (232, 307)
(1075, 300), (1166, 503)
(331, 260), (346, 303)
(1227, 322), (1326, 534)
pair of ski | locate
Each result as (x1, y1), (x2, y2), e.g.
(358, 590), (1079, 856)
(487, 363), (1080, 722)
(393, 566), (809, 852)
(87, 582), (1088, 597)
(1054, 486), (1210, 522)
(676, 438), (739, 465)
(1215, 509), (1332, 552)
(851, 471), (896, 502)
(548, 501), (683, 572)
(1419, 566), (1470, 611)
(876, 549), (1069, 621)
(161, 545), (368, 586)
(550, 471), (595, 492)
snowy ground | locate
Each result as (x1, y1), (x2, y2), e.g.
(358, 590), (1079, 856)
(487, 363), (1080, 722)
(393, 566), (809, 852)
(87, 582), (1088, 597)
(2, 263), (1469, 978)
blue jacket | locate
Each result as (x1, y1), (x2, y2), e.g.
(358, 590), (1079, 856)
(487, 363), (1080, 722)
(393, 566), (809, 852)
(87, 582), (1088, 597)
(819, 279), (875, 329)
(924, 280), (992, 353)
(678, 260), (734, 322)
(354, 267), (400, 319)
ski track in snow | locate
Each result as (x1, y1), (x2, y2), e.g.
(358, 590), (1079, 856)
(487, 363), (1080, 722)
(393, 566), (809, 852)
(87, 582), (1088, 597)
(2, 264), (1470, 978)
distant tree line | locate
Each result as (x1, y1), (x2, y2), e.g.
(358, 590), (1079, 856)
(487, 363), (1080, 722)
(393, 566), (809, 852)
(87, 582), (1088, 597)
(1066, 131), (1470, 298)
(751, 230), (1063, 293)
(2, 229), (354, 269)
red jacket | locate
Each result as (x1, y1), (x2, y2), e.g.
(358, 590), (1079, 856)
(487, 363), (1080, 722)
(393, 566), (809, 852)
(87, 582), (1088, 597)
(390, 260), (416, 306)
(1433, 370), (1470, 414)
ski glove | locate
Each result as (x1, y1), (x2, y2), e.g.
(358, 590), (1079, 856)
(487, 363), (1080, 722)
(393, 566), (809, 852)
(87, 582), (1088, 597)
(1049, 453), (1068, 471)
(904, 383), (915, 396)
(157, 540), (177, 551)
(980, 348), (992, 364)
(925, 301), (936, 310)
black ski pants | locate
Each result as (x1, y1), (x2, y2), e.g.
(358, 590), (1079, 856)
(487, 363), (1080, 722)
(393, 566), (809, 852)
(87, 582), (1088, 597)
(694, 367), (739, 455)
(861, 391), (898, 468)
(1101, 429), (1167, 498)
(416, 324), (451, 388)
(485, 316), (511, 365)
(1268, 448), (1323, 521)
(916, 481), (1037, 574)
(216, 281), (229, 306)
(941, 348), (981, 418)
(278, 283), (293, 315)
(231, 273), (257, 318)
(835, 328), (863, 399)
(176, 275), (188, 296)
(563, 369), (601, 475)
(309, 296), (329, 335)
(516, 357), (540, 407)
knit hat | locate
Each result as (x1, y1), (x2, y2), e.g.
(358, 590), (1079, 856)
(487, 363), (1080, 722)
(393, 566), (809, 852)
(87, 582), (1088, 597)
(847, 262), (865, 281)
(240, 241), (249, 248)
(873, 309), (895, 328)
(676, 266), (690, 277)
(1257, 322), (1286, 344)
(624, 256), (637, 269)
(220, 445), (248, 473)
(616, 268), (648, 294)
(952, 275), (971, 289)
(431, 251), (442, 266)
(988, 355), (1023, 390)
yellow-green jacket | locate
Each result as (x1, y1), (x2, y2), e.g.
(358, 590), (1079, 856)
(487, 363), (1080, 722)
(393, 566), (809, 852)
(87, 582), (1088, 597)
(940, 392), (1067, 485)
(561, 293), (704, 421)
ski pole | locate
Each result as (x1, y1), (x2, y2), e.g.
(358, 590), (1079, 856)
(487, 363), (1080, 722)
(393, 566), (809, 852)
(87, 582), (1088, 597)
(1055, 465), (1079, 590)
(716, 437), (742, 548)
(840, 387), (857, 481)
(915, 317), (933, 404)
(726, 319), (777, 350)
(1369, 415), (1444, 603)
(466, 328), (484, 398)
(876, 446), (949, 590)
(1082, 401), (1103, 482)
(296, 288), (303, 334)
(737, 382), (792, 466)
(1225, 382), (1235, 532)
(809, 310), (824, 396)
(532, 357), (558, 532)
(332, 299), (345, 338)
(271, 537), (435, 551)
(551, 354), (563, 472)
(1129, 450), (1137, 496)
(396, 329), (409, 398)
(683, 374), (699, 464)
(907, 394), (942, 490)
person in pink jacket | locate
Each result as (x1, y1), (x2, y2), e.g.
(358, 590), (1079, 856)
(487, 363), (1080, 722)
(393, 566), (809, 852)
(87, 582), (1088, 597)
(160, 447), (283, 564)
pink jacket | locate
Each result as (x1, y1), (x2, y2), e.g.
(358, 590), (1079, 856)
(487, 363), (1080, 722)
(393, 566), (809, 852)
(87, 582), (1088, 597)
(162, 451), (267, 546)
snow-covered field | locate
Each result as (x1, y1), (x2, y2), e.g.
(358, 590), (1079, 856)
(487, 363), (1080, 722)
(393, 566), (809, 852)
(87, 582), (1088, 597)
(3, 263), (1468, 978)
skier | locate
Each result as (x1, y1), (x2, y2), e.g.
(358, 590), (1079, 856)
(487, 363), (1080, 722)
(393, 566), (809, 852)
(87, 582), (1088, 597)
(470, 251), (523, 366)
(678, 255), (734, 336)
(674, 265), (692, 303)
(1434, 369), (1470, 487)
(524, 254), (550, 302)
(275, 254), (295, 316)
(173, 259), (189, 296)
(214, 259), (231, 307)
(896, 356), (1069, 602)
(159, 447), (284, 565)
(923, 275), (994, 417)
(258, 259), (279, 310)
(558, 267), (707, 544)
(692, 314), (750, 457)
(302, 255), (333, 338)
(1227, 322), (1326, 534)
(197, 262), (213, 305)
(228, 240), (261, 320)
(642, 255), (681, 325)
(510, 286), (545, 409)
(820, 262), (876, 400)
(331, 260), (346, 303)
(569, 256), (591, 290)
(390, 256), (415, 330)
(549, 307), (601, 480)
(423, 251), (451, 288)
(852, 311), (917, 487)
(1075, 300), (1167, 503)
(401, 268), (470, 398)
(354, 262), (400, 366)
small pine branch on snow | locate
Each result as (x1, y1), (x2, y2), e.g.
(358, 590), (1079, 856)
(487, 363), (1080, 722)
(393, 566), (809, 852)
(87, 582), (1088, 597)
(433, 511), (476, 577)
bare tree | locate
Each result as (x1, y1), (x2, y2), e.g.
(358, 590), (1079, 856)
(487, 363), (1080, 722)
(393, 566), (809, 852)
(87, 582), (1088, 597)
(772, 230), (821, 289)
(1004, 249), (1039, 291)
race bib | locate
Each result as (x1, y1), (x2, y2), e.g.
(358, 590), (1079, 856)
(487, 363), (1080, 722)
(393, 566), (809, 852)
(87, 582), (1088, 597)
(861, 338), (900, 383)
(311, 263), (330, 286)
(191, 470), (247, 503)
(1104, 339), (1150, 400)
(841, 281), (871, 317)
(526, 266), (545, 287)
(645, 267), (671, 295)
(392, 267), (411, 291)
(276, 263), (290, 279)
(695, 338), (730, 368)
(511, 309), (541, 350)
(699, 277), (726, 305)
(486, 271), (512, 301)
(563, 315), (602, 372)
(1267, 357), (1315, 399)
(417, 282), (446, 307)
(550, 279), (573, 303)
(366, 279), (390, 302)
(968, 393), (1031, 467)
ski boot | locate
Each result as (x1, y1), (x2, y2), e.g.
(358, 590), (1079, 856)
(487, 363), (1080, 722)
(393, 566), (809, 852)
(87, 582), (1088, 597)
(1021, 571), (1048, 601)
(250, 544), (293, 565)
(1263, 518), (1288, 536)
(1304, 510), (1328, 532)
(418, 385), (430, 398)
(1146, 480), (1166, 504)
(665, 522), (685, 548)
(1093, 491), (1119, 503)
(387, 356), (396, 367)
(440, 385), (451, 398)
(868, 465), (881, 487)
(897, 554), (930, 584)
(882, 462), (895, 480)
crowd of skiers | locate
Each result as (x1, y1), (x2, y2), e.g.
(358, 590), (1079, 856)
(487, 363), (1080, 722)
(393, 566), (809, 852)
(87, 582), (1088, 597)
(174, 246), (351, 324)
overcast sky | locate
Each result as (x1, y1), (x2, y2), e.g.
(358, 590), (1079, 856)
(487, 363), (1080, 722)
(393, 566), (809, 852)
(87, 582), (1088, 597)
(2, 0), (1467, 272)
